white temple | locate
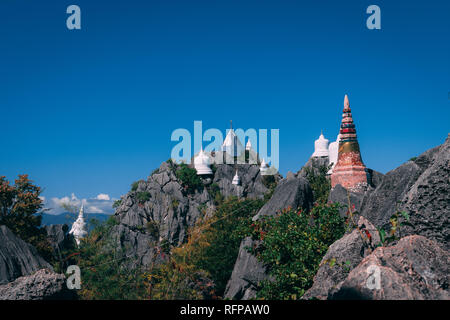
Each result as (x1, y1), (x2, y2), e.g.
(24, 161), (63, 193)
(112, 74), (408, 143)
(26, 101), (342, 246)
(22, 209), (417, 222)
(310, 131), (341, 174)
(232, 169), (241, 185)
(194, 148), (213, 175)
(69, 204), (88, 245)
(245, 140), (252, 151)
(327, 134), (340, 174)
(222, 121), (244, 157)
(260, 158), (269, 175)
(312, 132), (330, 157)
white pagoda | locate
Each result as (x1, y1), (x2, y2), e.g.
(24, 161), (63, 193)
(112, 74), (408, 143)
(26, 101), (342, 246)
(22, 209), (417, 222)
(69, 204), (88, 245)
(312, 132), (330, 158)
(232, 169), (241, 185)
(260, 158), (269, 176)
(194, 148), (213, 175)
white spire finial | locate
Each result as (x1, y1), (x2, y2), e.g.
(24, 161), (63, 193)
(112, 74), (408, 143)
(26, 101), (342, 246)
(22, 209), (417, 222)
(232, 168), (241, 185)
(344, 94), (350, 108)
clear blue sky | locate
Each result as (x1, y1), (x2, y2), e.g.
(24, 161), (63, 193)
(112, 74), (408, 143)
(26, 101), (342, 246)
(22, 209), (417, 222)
(0, 0), (449, 213)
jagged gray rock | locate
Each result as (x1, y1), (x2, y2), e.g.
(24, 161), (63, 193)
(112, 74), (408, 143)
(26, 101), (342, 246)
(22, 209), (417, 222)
(360, 134), (449, 249)
(328, 184), (366, 218)
(360, 161), (426, 227)
(253, 175), (313, 221)
(400, 135), (450, 250)
(222, 237), (267, 300)
(0, 225), (52, 285)
(110, 161), (280, 268)
(306, 135), (449, 300)
(45, 224), (76, 261)
(0, 269), (75, 300)
(297, 156), (330, 178)
(225, 175), (313, 299)
(331, 235), (450, 300)
(302, 216), (380, 300)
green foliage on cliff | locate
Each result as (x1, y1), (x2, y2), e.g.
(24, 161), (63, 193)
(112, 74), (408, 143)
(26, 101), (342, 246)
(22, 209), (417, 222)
(136, 191), (151, 203)
(248, 202), (345, 300)
(303, 164), (331, 204)
(176, 163), (203, 193)
(0, 175), (53, 262)
(76, 216), (148, 300)
(141, 196), (265, 299)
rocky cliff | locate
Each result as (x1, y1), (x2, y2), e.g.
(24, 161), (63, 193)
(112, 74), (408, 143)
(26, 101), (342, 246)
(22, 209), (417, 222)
(304, 134), (450, 299)
(225, 175), (313, 299)
(110, 161), (281, 268)
(0, 225), (52, 285)
(0, 268), (76, 300)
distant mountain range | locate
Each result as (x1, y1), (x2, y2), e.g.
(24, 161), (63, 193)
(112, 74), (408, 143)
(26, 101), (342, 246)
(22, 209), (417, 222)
(41, 212), (111, 231)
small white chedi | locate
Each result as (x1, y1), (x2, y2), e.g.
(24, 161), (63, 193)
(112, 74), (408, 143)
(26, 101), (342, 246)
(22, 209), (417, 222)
(194, 148), (213, 175)
(311, 132), (341, 174)
(327, 134), (340, 174)
(312, 132), (330, 157)
(69, 204), (88, 245)
(232, 169), (241, 185)
(260, 158), (269, 175)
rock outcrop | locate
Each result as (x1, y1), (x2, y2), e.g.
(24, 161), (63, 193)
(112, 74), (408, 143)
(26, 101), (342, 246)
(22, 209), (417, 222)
(110, 161), (280, 268)
(252, 176), (313, 221)
(306, 135), (449, 300)
(331, 236), (449, 300)
(360, 134), (449, 249)
(45, 224), (76, 261)
(225, 175), (313, 299)
(400, 136), (450, 250)
(303, 216), (380, 299)
(0, 269), (75, 300)
(0, 225), (52, 285)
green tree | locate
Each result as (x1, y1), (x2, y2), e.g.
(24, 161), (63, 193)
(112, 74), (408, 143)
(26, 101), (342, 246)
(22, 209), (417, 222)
(175, 163), (203, 193)
(303, 164), (331, 204)
(248, 202), (345, 299)
(77, 216), (148, 300)
(0, 175), (52, 260)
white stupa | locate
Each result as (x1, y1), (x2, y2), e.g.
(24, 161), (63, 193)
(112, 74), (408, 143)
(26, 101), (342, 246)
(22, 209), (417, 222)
(194, 148), (213, 175)
(232, 169), (241, 185)
(327, 134), (340, 174)
(245, 140), (252, 151)
(69, 204), (88, 245)
(312, 132), (329, 157)
(260, 158), (269, 175)
(222, 121), (244, 157)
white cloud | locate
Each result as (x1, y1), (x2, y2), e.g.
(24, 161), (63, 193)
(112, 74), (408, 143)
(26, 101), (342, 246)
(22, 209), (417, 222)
(96, 193), (110, 201)
(44, 193), (116, 215)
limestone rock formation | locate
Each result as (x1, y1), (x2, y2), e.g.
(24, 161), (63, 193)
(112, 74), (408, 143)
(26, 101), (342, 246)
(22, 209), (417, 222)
(302, 216), (380, 300)
(45, 224), (76, 261)
(0, 269), (75, 300)
(222, 237), (268, 300)
(297, 156), (330, 178)
(110, 160), (280, 268)
(360, 134), (449, 249)
(0, 225), (52, 285)
(252, 175), (313, 221)
(400, 136), (450, 250)
(225, 175), (313, 299)
(306, 134), (449, 300)
(331, 236), (450, 300)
